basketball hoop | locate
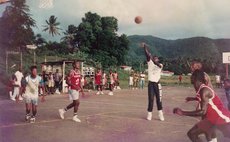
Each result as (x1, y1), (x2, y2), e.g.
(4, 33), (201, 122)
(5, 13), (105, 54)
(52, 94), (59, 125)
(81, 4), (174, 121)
(39, 0), (53, 9)
(0, 0), (10, 4)
(223, 52), (230, 79)
(223, 52), (230, 64)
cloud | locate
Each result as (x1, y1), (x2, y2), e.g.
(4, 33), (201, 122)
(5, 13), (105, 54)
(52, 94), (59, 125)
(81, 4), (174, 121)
(1, 0), (230, 40)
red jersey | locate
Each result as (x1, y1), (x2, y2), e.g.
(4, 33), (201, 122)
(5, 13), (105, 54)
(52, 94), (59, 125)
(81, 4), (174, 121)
(69, 70), (81, 90)
(95, 72), (102, 85)
(196, 84), (230, 125)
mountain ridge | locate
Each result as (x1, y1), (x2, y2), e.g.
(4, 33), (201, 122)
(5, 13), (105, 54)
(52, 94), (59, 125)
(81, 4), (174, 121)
(127, 35), (230, 61)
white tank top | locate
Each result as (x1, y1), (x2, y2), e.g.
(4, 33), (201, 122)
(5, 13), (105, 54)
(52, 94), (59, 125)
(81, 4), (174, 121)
(147, 60), (162, 82)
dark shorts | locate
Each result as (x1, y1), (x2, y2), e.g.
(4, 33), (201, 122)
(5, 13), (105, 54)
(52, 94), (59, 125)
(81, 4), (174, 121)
(216, 123), (230, 138)
(197, 119), (215, 134)
(197, 119), (230, 138)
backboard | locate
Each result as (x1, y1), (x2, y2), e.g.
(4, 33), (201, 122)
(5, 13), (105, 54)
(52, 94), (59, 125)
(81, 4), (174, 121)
(39, 0), (53, 9)
(223, 52), (230, 64)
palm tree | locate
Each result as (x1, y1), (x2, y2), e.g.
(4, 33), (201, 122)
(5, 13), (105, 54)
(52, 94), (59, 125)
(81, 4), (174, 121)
(61, 25), (78, 53)
(43, 15), (61, 37)
(0, 0), (36, 51)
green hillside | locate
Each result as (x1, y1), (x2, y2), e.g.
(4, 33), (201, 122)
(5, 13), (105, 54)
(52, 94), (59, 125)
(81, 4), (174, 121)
(127, 35), (229, 59)
(126, 35), (230, 74)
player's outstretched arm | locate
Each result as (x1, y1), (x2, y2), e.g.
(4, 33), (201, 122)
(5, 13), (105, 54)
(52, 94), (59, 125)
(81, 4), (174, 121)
(185, 96), (200, 102)
(141, 43), (151, 62)
(174, 88), (211, 117)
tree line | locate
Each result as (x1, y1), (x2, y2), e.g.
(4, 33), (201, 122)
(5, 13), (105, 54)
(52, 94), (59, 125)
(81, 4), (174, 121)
(0, 0), (129, 70)
(0, 0), (227, 75)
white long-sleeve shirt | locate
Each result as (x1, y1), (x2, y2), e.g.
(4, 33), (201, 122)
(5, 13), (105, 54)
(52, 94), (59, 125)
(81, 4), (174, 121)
(147, 60), (162, 82)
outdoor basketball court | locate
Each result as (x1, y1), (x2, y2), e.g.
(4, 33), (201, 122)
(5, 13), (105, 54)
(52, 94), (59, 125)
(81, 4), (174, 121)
(0, 86), (229, 142)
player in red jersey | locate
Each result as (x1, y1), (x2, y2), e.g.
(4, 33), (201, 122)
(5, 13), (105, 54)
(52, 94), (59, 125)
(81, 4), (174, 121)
(95, 69), (103, 95)
(173, 70), (230, 142)
(59, 61), (82, 122)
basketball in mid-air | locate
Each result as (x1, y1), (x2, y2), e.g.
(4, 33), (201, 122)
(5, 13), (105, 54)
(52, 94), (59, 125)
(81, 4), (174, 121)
(134, 16), (142, 24)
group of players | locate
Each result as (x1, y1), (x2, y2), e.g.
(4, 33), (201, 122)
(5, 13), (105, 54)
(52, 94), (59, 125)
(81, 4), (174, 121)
(93, 69), (120, 96)
(10, 42), (230, 142)
(15, 61), (121, 123)
(141, 43), (230, 142)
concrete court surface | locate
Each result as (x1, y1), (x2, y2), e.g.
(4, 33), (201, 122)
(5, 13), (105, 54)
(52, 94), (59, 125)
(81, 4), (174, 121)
(0, 86), (229, 142)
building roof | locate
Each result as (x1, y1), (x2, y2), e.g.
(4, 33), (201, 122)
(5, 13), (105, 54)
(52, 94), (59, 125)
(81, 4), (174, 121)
(41, 60), (84, 65)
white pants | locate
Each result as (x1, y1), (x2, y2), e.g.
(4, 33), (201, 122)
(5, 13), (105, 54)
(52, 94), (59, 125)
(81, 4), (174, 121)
(12, 87), (20, 99)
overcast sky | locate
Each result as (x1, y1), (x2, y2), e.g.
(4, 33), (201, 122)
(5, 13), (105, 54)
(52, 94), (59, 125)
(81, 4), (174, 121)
(1, 0), (230, 40)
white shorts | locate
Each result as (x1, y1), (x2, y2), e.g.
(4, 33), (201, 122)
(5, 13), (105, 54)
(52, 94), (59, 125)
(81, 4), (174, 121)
(23, 94), (38, 105)
(110, 80), (114, 84)
(13, 87), (20, 96)
(129, 81), (133, 86)
(68, 90), (79, 100)
(48, 81), (54, 87)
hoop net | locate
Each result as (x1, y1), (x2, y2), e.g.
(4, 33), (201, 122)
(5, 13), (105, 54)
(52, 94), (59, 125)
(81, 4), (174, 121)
(0, 0), (10, 4)
(39, 0), (53, 9)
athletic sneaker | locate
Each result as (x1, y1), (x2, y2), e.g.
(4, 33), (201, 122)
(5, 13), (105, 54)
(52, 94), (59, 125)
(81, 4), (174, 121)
(10, 97), (16, 101)
(147, 112), (152, 120)
(96, 91), (100, 95)
(72, 115), (81, 122)
(19, 96), (23, 101)
(59, 109), (65, 119)
(55, 90), (61, 94)
(158, 110), (165, 121)
(100, 91), (104, 95)
(25, 114), (31, 122)
(30, 117), (36, 123)
(108, 91), (113, 96)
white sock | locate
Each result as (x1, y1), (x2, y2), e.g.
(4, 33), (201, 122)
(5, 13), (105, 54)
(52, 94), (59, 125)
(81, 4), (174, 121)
(147, 112), (152, 120)
(9, 91), (12, 97)
(158, 110), (163, 114)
